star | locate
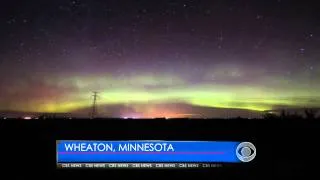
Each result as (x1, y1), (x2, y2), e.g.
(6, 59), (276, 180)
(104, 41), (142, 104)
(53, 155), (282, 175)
(256, 15), (263, 20)
(205, 10), (211, 15)
(141, 9), (147, 13)
(7, 18), (16, 24)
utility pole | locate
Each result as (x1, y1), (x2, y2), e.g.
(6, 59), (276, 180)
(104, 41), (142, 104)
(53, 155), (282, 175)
(90, 91), (99, 119)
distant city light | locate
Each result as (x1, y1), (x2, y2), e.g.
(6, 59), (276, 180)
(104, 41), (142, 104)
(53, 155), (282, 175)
(122, 115), (140, 119)
(23, 116), (32, 120)
(3, 117), (7, 120)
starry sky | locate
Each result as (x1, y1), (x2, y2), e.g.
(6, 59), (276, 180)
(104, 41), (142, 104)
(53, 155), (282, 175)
(0, 0), (320, 118)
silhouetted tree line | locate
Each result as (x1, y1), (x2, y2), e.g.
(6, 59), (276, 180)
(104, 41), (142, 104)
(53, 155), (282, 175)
(263, 109), (319, 120)
(39, 113), (57, 119)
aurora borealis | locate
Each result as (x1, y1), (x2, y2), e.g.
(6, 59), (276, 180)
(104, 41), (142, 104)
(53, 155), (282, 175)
(1, 0), (320, 118)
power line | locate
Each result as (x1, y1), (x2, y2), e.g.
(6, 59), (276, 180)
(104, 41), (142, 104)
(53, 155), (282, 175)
(90, 91), (99, 119)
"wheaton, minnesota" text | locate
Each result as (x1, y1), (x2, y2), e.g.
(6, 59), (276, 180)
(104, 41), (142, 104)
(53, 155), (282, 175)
(64, 143), (175, 152)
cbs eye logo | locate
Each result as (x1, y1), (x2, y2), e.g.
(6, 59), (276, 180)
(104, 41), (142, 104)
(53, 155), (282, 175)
(236, 142), (256, 162)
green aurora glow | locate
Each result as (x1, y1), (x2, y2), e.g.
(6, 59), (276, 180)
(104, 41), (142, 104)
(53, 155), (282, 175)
(2, 70), (319, 117)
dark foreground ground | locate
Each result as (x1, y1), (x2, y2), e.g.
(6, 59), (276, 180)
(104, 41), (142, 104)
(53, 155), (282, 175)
(0, 118), (318, 179)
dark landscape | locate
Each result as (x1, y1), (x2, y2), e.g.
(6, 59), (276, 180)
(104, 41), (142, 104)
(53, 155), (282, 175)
(1, 115), (319, 178)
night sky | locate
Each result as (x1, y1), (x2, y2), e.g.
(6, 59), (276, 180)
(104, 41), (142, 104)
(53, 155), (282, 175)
(1, 0), (320, 118)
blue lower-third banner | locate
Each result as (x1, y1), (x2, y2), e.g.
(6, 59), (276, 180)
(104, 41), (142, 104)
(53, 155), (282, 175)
(56, 141), (256, 163)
